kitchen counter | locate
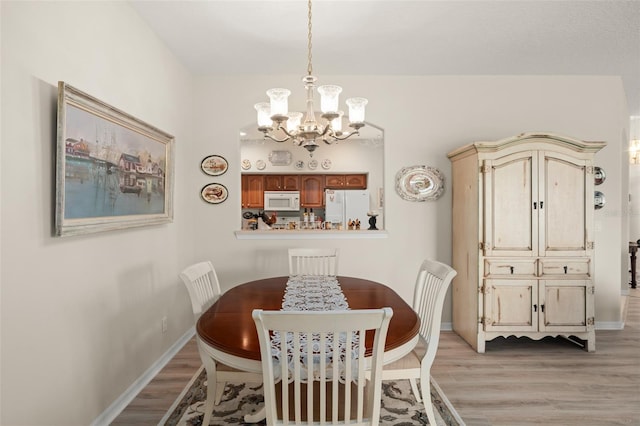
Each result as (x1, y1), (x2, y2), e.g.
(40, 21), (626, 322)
(235, 229), (388, 240)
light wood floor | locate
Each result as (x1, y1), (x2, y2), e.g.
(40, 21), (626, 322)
(113, 288), (640, 425)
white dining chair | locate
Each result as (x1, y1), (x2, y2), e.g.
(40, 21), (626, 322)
(252, 308), (393, 426)
(179, 261), (263, 426)
(288, 248), (338, 276)
(375, 259), (456, 426)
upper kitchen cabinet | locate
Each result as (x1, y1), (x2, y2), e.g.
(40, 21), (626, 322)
(448, 133), (606, 353)
(264, 175), (299, 191)
(324, 174), (367, 189)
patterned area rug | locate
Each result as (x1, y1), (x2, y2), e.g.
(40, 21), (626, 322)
(162, 367), (464, 425)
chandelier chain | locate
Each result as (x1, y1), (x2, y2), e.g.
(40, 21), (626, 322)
(307, 0), (313, 76)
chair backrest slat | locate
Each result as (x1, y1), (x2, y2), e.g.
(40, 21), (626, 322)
(288, 248), (338, 276)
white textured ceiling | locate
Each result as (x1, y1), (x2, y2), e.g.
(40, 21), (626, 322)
(130, 0), (640, 117)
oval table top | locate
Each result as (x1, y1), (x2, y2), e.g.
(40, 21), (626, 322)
(197, 276), (420, 362)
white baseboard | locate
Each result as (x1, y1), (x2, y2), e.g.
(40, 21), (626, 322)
(91, 326), (196, 426)
(441, 322), (453, 331)
(596, 321), (624, 330)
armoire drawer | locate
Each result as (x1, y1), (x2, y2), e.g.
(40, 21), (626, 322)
(538, 259), (590, 277)
(484, 259), (537, 277)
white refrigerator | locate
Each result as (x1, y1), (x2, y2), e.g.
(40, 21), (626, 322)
(324, 189), (370, 228)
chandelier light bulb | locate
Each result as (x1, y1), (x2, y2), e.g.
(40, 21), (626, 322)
(317, 85), (342, 113)
(287, 112), (303, 133)
(331, 110), (344, 133)
(346, 97), (368, 123)
(266, 88), (291, 117)
(254, 102), (272, 128)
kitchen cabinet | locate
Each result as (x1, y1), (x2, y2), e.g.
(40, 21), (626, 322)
(242, 174), (264, 208)
(324, 174), (367, 189)
(300, 175), (324, 208)
(264, 175), (299, 191)
(448, 133), (605, 353)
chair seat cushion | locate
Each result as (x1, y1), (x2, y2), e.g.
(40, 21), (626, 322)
(382, 336), (426, 371)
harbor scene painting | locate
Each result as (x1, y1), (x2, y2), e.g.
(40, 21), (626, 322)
(56, 82), (174, 236)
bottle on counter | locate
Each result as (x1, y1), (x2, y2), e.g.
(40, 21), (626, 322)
(303, 208), (309, 224)
(309, 208), (315, 223)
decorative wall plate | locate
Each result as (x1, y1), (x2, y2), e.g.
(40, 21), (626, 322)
(594, 166), (606, 185)
(308, 159), (318, 170)
(321, 159), (332, 170)
(201, 183), (228, 204)
(295, 160), (305, 170)
(201, 155), (228, 176)
(256, 160), (266, 170)
(241, 159), (251, 170)
(395, 165), (445, 201)
(268, 150), (292, 166)
(594, 190), (605, 209)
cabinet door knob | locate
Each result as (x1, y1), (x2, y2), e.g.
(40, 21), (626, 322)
(563, 266), (568, 274)
(533, 202), (537, 209)
(533, 304), (538, 312)
(509, 266), (514, 274)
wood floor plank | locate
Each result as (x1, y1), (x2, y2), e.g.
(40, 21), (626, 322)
(112, 289), (640, 425)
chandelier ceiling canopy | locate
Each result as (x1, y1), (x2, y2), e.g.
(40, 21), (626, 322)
(254, 0), (368, 157)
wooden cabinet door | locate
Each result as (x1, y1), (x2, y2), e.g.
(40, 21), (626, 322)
(539, 280), (592, 332)
(344, 174), (367, 188)
(324, 175), (344, 188)
(243, 175), (264, 208)
(301, 175), (324, 207)
(264, 175), (282, 191)
(282, 175), (300, 190)
(325, 174), (367, 189)
(483, 279), (537, 332)
(538, 151), (591, 257)
(483, 151), (538, 257)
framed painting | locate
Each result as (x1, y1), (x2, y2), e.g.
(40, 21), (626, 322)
(55, 82), (175, 236)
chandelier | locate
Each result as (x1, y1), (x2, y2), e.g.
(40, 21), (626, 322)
(254, 0), (368, 157)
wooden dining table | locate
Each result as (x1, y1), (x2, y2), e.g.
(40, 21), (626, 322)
(197, 276), (420, 369)
(196, 275), (420, 422)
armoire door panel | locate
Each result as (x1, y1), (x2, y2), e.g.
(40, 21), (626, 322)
(540, 280), (589, 331)
(484, 153), (538, 257)
(483, 279), (537, 332)
(539, 152), (589, 257)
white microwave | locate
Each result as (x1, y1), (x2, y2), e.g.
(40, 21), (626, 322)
(263, 191), (301, 211)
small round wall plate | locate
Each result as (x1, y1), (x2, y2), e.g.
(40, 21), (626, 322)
(295, 160), (305, 170)
(395, 165), (445, 201)
(201, 183), (228, 204)
(256, 160), (266, 170)
(241, 159), (251, 170)
(201, 155), (228, 176)
(321, 159), (332, 170)
(594, 190), (605, 209)
(308, 159), (318, 170)
(594, 166), (606, 185)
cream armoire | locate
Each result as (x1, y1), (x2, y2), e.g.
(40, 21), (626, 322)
(447, 133), (605, 353)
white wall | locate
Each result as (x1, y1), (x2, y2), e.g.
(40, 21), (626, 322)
(191, 74), (629, 326)
(1, 2), (196, 425)
(1, 2), (630, 425)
